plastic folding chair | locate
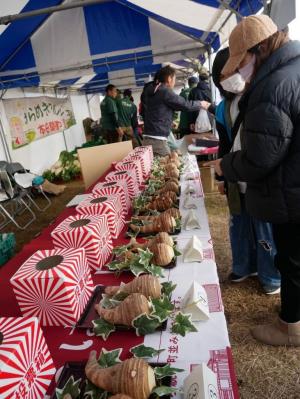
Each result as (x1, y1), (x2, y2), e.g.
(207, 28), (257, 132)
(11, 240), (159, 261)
(6, 162), (51, 212)
(0, 169), (36, 230)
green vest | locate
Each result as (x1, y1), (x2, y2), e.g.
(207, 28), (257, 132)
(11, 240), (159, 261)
(116, 97), (135, 127)
(100, 96), (118, 130)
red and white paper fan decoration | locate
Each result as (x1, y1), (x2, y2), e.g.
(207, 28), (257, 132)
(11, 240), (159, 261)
(93, 181), (130, 212)
(10, 248), (94, 326)
(0, 316), (55, 399)
(105, 169), (139, 199)
(113, 160), (143, 185)
(51, 214), (112, 272)
(76, 193), (125, 239)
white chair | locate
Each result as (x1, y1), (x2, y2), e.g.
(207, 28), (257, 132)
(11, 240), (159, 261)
(0, 169), (36, 230)
(6, 162), (51, 212)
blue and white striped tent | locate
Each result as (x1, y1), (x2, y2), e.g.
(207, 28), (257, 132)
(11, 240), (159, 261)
(0, 0), (263, 94)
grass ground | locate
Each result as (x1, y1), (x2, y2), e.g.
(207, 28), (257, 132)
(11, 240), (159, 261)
(2, 180), (300, 398)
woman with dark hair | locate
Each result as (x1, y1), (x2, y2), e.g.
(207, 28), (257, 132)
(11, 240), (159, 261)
(142, 65), (202, 156)
(207, 15), (300, 346)
(211, 47), (280, 295)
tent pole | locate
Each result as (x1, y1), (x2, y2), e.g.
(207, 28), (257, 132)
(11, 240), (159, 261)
(0, 0), (110, 25)
(0, 117), (12, 162)
(85, 94), (92, 118)
(55, 90), (68, 151)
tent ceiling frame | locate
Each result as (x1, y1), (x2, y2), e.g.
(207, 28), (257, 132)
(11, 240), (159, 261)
(217, 0), (243, 18)
(0, 0), (111, 25)
(0, 43), (206, 87)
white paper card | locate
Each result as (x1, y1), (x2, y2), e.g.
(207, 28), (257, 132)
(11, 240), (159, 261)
(183, 363), (219, 399)
(183, 236), (203, 263)
(183, 194), (197, 209)
(181, 281), (210, 321)
(183, 209), (201, 230)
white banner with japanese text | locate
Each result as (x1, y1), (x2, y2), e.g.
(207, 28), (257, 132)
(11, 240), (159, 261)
(3, 96), (76, 149)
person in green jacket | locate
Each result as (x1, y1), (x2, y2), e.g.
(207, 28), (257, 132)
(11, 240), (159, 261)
(178, 76), (198, 138)
(116, 89), (136, 142)
(100, 84), (123, 143)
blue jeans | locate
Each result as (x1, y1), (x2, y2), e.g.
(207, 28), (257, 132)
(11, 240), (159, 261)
(230, 197), (281, 287)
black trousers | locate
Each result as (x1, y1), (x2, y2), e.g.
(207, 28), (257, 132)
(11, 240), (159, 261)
(273, 223), (300, 322)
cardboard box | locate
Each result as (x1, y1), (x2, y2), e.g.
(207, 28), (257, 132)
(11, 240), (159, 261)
(0, 316), (56, 399)
(51, 214), (112, 272)
(76, 193), (125, 239)
(93, 181), (130, 211)
(105, 169), (139, 199)
(10, 248), (94, 326)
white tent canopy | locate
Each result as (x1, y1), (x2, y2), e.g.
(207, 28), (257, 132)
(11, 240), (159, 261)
(0, 0), (263, 94)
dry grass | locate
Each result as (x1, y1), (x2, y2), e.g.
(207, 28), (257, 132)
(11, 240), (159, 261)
(4, 180), (300, 398)
(205, 192), (300, 399)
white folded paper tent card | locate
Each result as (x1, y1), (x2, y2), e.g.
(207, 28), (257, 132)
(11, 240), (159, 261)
(183, 236), (203, 263)
(184, 183), (196, 195)
(183, 209), (201, 230)
(183, 363), (219, 399)
(183, 194), (197, 210)
(181, 281), (210, 321)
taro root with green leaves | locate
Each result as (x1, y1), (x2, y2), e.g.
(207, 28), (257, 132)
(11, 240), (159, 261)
(57, 347), (183, 399)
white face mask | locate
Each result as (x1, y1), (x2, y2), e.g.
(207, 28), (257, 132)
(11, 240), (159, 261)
(220, 73), (246, 94)
(239, 54), (256, 83)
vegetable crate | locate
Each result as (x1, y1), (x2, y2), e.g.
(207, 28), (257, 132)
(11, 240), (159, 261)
(0, 316), (56, 399)
(105, 169), (139, 199)
(51, 214), (113, 272)
(76, 193), (125, 239)
(0, 233), (16, 266)
(10, 248), (94, 326)
(113, 160), (144, 185)
(93, 181), (130, 212)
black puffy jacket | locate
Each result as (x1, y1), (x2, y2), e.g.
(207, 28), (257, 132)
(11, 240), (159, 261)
(143, 82), (201, 138)
(221, 40), (300, 224)
(188, 80), (212, 125)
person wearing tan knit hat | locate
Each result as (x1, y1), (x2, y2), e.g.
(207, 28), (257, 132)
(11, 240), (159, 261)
(206, 14), (300, 346)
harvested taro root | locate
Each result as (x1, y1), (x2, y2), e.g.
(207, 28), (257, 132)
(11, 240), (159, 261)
(130, 213), (176, 234)
(95, 293), (150, 326)
(104, 275), (162, 299)
(85, 351), (156, 399)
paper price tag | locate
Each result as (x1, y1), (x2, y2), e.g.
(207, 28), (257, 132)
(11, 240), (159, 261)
(184, 364), (219, 399)
(181, 281), (210, 321)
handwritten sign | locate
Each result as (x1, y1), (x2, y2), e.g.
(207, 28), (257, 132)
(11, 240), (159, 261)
(3, 96), (76, 149)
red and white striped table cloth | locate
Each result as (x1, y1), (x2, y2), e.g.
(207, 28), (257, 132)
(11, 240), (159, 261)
(76, 193), (125, 239)
(51, 214), (112, 272)
(10, 248), (93, 326)
(0, 316), (55, 399)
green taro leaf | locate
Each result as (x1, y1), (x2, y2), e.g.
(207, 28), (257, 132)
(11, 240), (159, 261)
(171, 312), (198, 337)
(56, 376), (81, 399)
(132, 313), (161, 336)
(138, 248), (153, 267)
(97, 348), (122, 368)
(173, 246), (182, 257)
(161, 281), (177, 298)
(106, 259), (122, 271)
(175, 218), (181, 230)
(130, 344), (165, 359)
(154, 364), (184, 379)
(151, 295), (174, 322)
(130, 258), (148, 276)
(83, 380), (108, 399)
(151, 386), (178, 396)
(100, 295), (121, 309)
(112, 244), (129, 256)
(92, 318), (116, 340)
(145, 264), (165, 278)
